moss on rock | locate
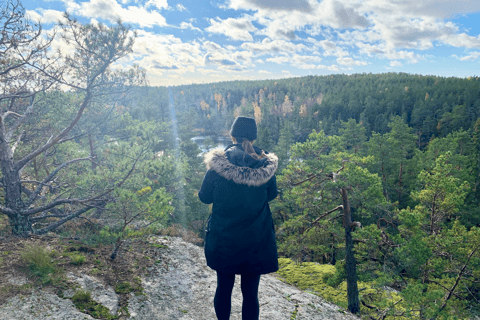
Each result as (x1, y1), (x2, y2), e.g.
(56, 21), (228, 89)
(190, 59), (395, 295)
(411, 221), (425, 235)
(277, 258), (408, 319)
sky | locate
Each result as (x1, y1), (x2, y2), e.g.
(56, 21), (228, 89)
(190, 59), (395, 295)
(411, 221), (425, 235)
(21, 0), (480, 86)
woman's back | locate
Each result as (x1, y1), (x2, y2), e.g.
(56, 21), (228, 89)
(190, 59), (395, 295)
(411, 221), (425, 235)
(199, 143), (278, 274)
(198, 116), (279, 320)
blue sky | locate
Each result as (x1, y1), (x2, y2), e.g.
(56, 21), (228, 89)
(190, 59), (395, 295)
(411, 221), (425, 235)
(22, 0), (480, 86)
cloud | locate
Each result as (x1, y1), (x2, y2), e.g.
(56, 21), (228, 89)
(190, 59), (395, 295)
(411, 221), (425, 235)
(361, 0), (480, 19)
(382, 50), (423, 63)
(229, 0), (313, 13)
(176, 4), (187, 11)
(267, 53), (328, 69)
(336, 57), (367, 66)
(256, 18), (298, 40)
(440, 33), (480, 48)
(205, 53), (237, 66)
(241, 38), (306, 54)
(203, 41), (225, 53)
(145, 0), (168, 10)
(61, 0), (167, 27)
(258, 70), (271, 74)
(306, 38), (350, 58)
(319, 0), (369, 29)
(453, 51), (480, 61)
(26, 9), (65, 24)
(368, 17), (459, 50)
(180, 22), (201, 32)
(229, 0), (369, 41)
(153, 64), (179, 69)
(206, 17), (257, 41)
(389, 60), (403, 67)
(128, 30), (204, 78)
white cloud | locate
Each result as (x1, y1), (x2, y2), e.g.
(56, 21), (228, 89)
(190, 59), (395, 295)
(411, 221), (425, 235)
(440, 33), (480, 48)
(256, 17), (297, 40)
(180, 22), (201, 32)
(229, 0), (314, 13)
(129, 31), (203, 76)
(383, 50), (423, 63)
(390, 60), (403, 67)
(306, 38), (350, 57)
(145, 0), (168, 10)
(258, 70), (271, 74)
(203, 41), (224, 53)
(61, 0), (167, 28)
(205, 53), (239, 68)
(176, 4), (187, 11)
(453, 51), (480, 61)
(317, 0), (369, 29)
(268, 53), (337, 70)
(26, 9), (65, 24)
(228, 0), (368, 41)
(206, 17), (257, 41)
(336, 57), (367, 66)
(318, 64), (340, 71)
(361, 0), (480, 19)
(241, 38), (306, 54)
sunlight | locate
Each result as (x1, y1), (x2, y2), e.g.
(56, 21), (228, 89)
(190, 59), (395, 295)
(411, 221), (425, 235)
(168, 87), (187, 227)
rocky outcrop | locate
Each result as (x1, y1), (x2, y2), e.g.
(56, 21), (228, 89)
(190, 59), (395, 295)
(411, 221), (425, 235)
(0, 236), (360, 319)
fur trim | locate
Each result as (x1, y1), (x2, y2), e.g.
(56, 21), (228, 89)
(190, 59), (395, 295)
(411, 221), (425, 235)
(204, 148), (278, 187)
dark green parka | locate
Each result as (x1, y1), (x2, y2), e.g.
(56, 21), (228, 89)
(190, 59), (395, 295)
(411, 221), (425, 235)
(199, 144), (279, 275)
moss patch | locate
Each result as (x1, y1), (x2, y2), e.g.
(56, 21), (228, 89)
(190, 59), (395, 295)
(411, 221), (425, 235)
(114, 277), (143, 296)
(277, 258), (407, 319)
(72, 290), (117, 320)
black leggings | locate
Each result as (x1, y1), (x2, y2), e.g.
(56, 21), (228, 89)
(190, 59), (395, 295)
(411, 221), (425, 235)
(214, 271), (261, 320)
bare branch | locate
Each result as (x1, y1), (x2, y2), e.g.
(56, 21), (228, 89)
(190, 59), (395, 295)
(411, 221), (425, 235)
(1, 111), (22, 120)
(300, 205), (343, 241)
(25, 156), (92, 207)
(0, 204), (16, 216)
(11, 130), (25, 155)
(6, 99), (34, 142)
(22, 198), (80, 216)
(15, 90), (92, 171)
(438, 242), (480, 313)
(291, 170), (324, 186)
(34, 206), (92, 235)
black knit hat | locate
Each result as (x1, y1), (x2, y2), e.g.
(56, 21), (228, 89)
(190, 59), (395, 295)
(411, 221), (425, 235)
(230, 116), (257, 141)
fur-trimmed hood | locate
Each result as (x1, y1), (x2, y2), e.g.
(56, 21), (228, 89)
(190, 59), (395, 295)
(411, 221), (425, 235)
(204, 146), (278, 187)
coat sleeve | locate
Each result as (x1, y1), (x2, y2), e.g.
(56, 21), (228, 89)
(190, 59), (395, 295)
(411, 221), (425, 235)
(267, 175), (278, 202)
(198, 170), (216, 204)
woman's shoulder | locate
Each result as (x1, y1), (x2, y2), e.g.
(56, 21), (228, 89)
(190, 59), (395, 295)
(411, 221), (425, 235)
(203, 147), (278, 187)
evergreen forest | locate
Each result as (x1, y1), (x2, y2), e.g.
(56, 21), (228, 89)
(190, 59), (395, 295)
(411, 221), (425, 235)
(1, 1), (479, 319)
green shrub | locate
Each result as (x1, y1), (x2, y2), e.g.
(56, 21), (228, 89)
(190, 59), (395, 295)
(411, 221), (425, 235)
(69, 253), (86, 265)
(20, 245), (59, 284)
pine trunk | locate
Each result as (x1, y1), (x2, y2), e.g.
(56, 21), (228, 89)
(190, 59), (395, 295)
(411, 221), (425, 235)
(1, 142), (30, 236)
(341, 187), (360, 314)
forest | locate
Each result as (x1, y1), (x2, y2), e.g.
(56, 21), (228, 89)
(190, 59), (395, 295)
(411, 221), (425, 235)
(1, 1), (479, 319)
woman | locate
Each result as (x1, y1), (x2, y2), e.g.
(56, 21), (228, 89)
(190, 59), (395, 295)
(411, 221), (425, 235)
(198, 116), (279, 320)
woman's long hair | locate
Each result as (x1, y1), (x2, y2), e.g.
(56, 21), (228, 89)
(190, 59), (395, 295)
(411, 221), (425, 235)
(232, 137), (266, 160)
